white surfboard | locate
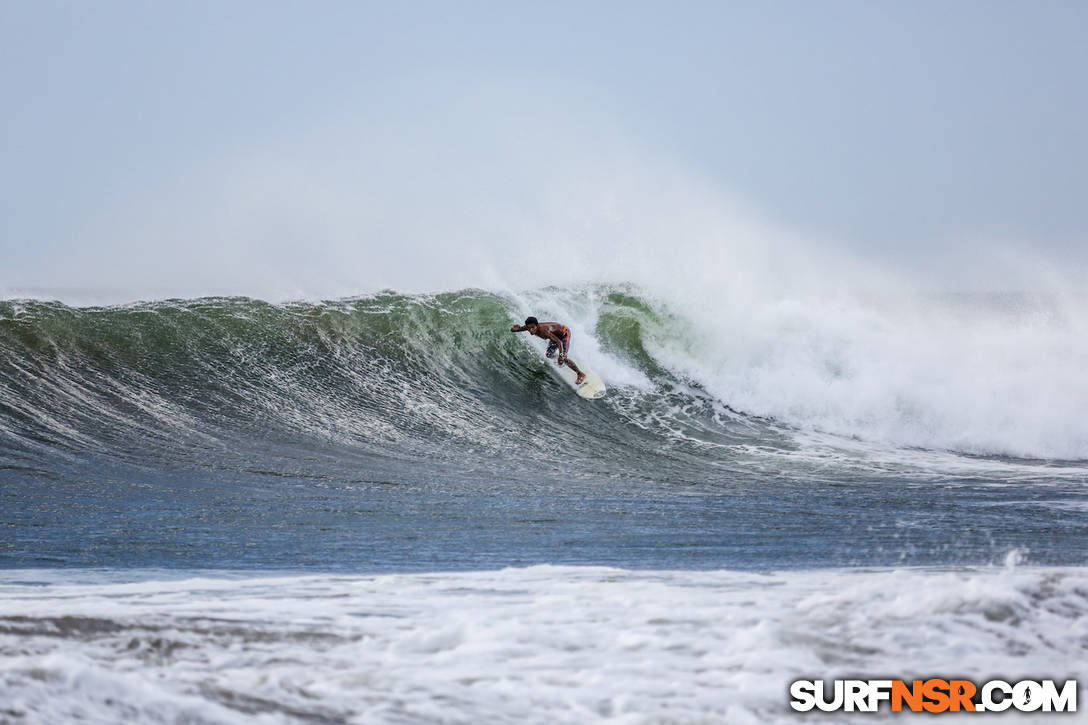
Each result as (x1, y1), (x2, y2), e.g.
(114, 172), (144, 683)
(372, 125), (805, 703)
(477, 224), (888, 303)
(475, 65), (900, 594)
(549, 356), (607, 399)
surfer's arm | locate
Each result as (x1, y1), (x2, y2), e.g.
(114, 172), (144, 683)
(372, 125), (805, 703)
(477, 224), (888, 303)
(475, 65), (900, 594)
(510, 324), (524, 332)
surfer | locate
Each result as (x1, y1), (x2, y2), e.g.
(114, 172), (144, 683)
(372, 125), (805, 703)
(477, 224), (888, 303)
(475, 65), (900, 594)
(510, 317), (587, 385)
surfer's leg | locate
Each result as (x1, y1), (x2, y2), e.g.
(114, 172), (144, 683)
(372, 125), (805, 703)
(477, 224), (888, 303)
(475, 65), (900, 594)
(560, 334), (585, 384)
(564, 357), (586, 385)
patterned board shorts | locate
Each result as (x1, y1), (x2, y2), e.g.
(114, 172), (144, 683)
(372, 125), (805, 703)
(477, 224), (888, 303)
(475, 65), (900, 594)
(546, 328), (571, 358)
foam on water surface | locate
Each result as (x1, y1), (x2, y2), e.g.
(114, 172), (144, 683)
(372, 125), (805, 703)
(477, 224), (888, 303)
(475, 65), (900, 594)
(1, 565), (1085, 724)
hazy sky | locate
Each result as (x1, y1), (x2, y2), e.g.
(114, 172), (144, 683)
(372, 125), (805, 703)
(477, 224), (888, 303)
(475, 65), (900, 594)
(2, 1), (1086, 298)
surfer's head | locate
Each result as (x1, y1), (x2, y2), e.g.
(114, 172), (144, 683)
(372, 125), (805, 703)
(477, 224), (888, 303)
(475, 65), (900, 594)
(524, 316), (538, 331)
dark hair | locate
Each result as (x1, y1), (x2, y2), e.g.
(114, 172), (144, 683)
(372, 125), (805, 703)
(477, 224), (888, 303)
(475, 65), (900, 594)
(524, 316), (538, 326)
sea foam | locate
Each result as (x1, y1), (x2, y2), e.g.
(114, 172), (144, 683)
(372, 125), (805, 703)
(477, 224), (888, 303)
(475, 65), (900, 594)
(1, 564), (1084, 724)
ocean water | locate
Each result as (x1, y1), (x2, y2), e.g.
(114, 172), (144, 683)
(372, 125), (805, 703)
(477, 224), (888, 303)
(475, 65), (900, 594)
(2, 285), (1087, 723)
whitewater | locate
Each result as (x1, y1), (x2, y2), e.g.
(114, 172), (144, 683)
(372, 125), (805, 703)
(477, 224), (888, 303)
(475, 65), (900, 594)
(2, 564), (1085, 724)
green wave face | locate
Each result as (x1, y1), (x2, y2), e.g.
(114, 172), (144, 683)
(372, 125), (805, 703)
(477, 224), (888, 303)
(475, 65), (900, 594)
(0, 288), (782, 488)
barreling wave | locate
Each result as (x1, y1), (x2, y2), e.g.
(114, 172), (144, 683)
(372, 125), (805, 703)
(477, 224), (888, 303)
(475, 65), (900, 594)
(1, 285), (1086, 486)
(0, 288), (773, 488)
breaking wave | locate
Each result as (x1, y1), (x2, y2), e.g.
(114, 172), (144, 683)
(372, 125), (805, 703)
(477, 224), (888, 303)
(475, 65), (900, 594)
(2, 284), (1086, 483)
